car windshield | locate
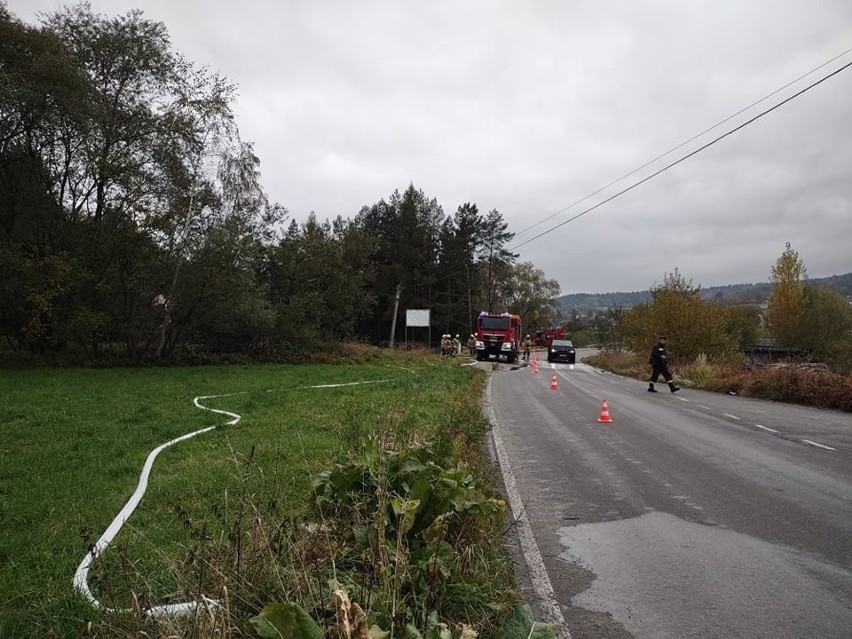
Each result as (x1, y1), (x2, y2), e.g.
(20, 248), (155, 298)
(551, 340), (574, 347)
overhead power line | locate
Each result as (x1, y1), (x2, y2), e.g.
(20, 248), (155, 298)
(513, 46), (852, 240)
(510, 56), (852, 251)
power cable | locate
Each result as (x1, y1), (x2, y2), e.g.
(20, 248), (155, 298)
(513, 46), (852, 240)
(510, 57), (852, 251)
(424, 49), (852, 290)
(363, 50), (852, 307)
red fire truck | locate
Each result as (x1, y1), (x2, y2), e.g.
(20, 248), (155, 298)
(535, 328), (565, 347)
(475, 312), (523, 363)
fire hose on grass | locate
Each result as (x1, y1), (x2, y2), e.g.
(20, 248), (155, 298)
(73, 380), (388, 617)
(72, 393), (242, 616)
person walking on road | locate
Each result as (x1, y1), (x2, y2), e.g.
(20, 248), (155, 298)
(648, 336), (680, 393)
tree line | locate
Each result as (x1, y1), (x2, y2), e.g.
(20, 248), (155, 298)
(0, 4), (560, 364)
(557, 272), (851, 318)
(591, 245), (852, 374)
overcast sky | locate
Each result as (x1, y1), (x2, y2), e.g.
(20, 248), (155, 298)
(8, 0), (852, 294)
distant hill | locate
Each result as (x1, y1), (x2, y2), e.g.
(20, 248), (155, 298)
(557, 273), (852, 316)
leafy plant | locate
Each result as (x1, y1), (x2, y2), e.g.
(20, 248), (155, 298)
(496, 603), (557, 639)
(250, 602), (323, 639)
(310, 439), (510, 634)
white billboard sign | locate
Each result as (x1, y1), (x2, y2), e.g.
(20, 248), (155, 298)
(406, 309), (431, 327)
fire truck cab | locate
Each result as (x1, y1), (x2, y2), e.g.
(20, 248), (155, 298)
(475, 312), (523, 363)
(535, 327), (565, 347)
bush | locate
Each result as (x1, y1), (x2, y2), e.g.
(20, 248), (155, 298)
(584, 351), (852, 412)
(568, 329), (595, 347)
(584, 350), (643, 377)
(740, 366), (852, 412)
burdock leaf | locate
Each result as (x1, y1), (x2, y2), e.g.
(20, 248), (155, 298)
(249, 602), (323, 639)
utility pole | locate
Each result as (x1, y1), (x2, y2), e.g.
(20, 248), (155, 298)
(388, 283), (401, 349)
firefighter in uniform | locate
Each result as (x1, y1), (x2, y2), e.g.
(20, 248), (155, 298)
(451, 334), (460, 357)
(648, 336), (680, 393)
(522, 334), (532, 361)
(467, 334), (476, 356)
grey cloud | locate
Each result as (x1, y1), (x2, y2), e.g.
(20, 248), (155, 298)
(9, 0), (852, 293)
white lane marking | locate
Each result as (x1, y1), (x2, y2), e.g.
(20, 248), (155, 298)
(676, 396), (688, 402)
(723, 413), (741, 420)
(801, 439), (837, 451)
(699, 405), (711, 410)
(755, 424), (779, 434)
(485, 378), (571, 638)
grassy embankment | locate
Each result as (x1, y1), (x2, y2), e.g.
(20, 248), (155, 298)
(584, 350), (852, 412)
(0, 348), (522, 638)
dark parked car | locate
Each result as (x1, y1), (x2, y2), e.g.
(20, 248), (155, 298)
(547, 339), (576, 363)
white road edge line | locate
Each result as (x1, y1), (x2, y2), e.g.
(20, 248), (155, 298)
(800, 439), (837, 451)
(723, 413), (741, 420)
(485, 377), (571, 639)
(754, 424), (779, 433)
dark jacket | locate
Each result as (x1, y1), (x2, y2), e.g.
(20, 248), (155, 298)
(649, 343), (669, 368)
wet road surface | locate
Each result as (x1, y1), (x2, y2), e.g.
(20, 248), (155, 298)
(485, 352), (852, 639)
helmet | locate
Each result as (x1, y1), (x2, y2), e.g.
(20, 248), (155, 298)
(455, 334), (459, 338)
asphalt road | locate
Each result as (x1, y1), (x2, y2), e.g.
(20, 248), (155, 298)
(483, 349), (852, 639)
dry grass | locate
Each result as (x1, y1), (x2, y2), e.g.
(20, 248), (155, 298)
(586, 351), (852, 412)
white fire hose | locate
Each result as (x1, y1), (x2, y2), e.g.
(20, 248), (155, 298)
(73, 380), (388, 617)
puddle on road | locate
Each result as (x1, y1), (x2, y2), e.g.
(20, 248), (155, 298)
(558, 511), (852, 639)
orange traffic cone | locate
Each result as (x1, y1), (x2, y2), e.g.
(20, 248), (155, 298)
(597, 399), (613, 423)
(550, 374), (559, 390)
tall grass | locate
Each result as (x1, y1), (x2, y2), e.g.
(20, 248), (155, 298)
(0, 350), (508, 638)
(677, 353), (717, 387)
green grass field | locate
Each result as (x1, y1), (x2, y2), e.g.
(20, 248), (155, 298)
(0, 354), (487, 637)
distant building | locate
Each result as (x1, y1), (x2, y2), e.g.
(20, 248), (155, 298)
(741, 339), (806, 365)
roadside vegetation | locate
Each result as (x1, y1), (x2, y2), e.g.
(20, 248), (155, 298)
(583, 245), (852, 412)
(0, 348), (550, 639)
(1, 5), (560, 368)
(585, 350), (852, 412)
(3, 3), (850, 636)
